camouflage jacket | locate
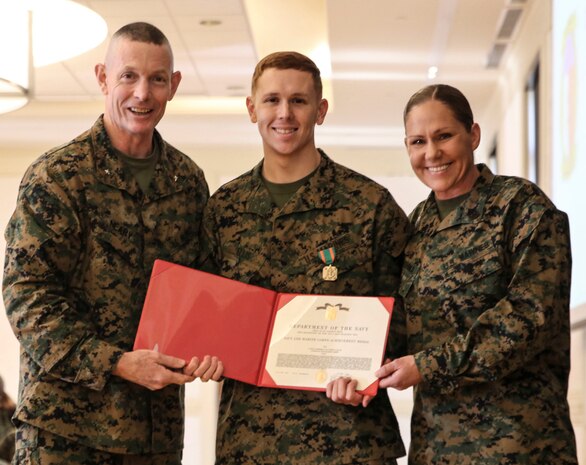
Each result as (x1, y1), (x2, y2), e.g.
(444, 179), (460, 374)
(401, 164), (577, 464)
(2, 116), (208, 454)
(200, 151), (410, 464)
(0, 407), (15, 462)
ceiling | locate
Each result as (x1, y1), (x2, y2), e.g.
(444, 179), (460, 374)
(0, 0), (532, 154)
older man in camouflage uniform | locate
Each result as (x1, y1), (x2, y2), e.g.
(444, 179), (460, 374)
(199, 51), (410, 464)
(3, 22), (221, 465)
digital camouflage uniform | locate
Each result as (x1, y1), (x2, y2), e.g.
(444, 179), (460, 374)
(400, 164), (578, 464)
(2, 116), (208, 460)
(199, 151), (410, 465)
(0, 404), (14, 463)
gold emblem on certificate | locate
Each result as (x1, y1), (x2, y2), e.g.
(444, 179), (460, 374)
(315, 370), (327, 384)
(324, 304), (338, 320)
(316, 303), (349, 321)
(318, 247), (338, 281)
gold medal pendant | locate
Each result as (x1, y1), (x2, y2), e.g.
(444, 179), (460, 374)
(318, 247), (338, 281)
(322, 264), (338, 281)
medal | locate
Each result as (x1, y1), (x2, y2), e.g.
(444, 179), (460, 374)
(318, 247), (338, 281)
(322, 264), (338, 281)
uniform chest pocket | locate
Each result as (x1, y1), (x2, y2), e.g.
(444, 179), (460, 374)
(439, 246), (505, 331)
(440, 245), (503, 293)
(218, 240), (268, 279)
(399, 272), (415, 298)
(93, 216), (141, 268)
(441, 245), (503, 293)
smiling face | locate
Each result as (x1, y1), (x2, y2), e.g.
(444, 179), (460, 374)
(95, 36), (181, 156)
(404, 99), (481, 200)
(246, 67), (328, 162)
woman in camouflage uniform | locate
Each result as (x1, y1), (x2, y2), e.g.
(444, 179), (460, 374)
(376, 84), (578, 464)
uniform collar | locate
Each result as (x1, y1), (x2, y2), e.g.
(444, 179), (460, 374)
(91, 115), (188, 199)
(414, 163), (495, 233)
(244, 149), (338, 216)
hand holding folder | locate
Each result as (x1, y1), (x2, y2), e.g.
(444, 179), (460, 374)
(134, 260), (394, 395)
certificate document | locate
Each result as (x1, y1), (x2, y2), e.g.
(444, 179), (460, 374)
(134, 260), (394, 395)
(262, 295), (391, 393)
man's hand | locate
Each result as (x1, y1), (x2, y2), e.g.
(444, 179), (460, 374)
(325, 377), (373, 407)
(112, 350), (223, 390)
(375, 355), (422, 390)
(182, 355), (224, 382)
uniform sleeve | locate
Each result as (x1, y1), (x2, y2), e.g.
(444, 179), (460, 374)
(373, 190), (410, 358)
(196, 198), (222, 275)
(2, 169), (123, 391)
(414, 196), (572, 393)
(372, 190), (410, 295)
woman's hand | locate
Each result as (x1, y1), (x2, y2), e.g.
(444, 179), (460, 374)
(376, 356), (422, 390)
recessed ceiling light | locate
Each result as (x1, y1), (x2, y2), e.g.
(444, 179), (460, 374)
(199, 19), (222, 27)
(427, 66), (438, 80)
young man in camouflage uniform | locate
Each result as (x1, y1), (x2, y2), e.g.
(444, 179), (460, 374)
(3, 22), (222, 465)
(199, 51), (410, 464)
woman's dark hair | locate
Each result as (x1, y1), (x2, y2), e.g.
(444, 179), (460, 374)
(403, 84), (475, 132)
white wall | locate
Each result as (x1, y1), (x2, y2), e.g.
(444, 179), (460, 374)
(479, 1), (551, 180)
(488, 1), (585, 461)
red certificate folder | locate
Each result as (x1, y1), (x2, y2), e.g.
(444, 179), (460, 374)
(134, 259), (394, 395)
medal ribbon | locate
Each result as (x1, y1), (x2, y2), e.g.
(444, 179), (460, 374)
(318, 247), (336, 265)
